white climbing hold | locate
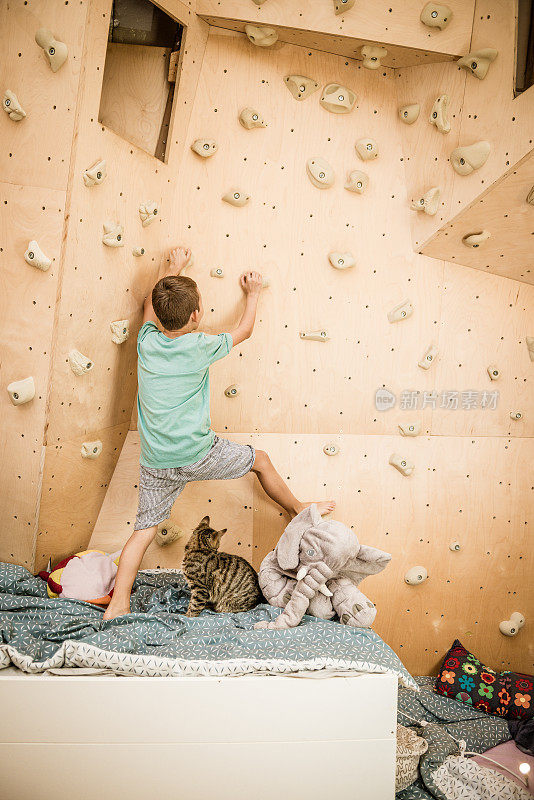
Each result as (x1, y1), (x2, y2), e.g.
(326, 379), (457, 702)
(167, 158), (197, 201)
(450, 141), (491, 175)
(449, 540), (461, 552)
(405, 566), (428, 585)
(102, 222), (124, 247)
(398, 421), (421, 437)
(81, 440), (102, 459)
(156, 521), (185, 547)
(420, 3), (453, 30)
(222, 189), (250, 207)
(68, 349), (94, 376)
(418, 344), (438, 370)
(319, 83), (357, 114)
(7, 376), (35, 406)
(355, 138), (378, 161)
(2, 90), (26, 121)
(24, 240), (52, 271)
(526, 336), (534, 362)
(224, 384), (239, 398)
(429, 94), (450, 133)
(457, 49), (498, 80)
(411, 187), (440, 216)
(399, 103), (420, 124)
(510, 411), (523, 421)
(284, 75), (319, 101)
(388, 299), (413, 323)
(462, 231), (491, 247)
(110, 320), (129, 344)
(210, 267), (225, 278)
(487, 365), (500, 381)
(306, 157), (335, 189)
(499, 612), (525, 637)
(323, 443), (340, 456)
(139, 201), (159, 227)
(345, 170), (368, 194)
(328, 251), (355, 270)
(361, 45), (388, 70)
(300, 330), (330, 342)
(191, 139), (218, 158)
(244, 24), (278, 47)
(389, 453), (415, 477)
(239, 107), (267, 129)
(82, 159), (107, 187)
(35, 28), (68, 72)
(333, 0), (356, 13)
(132, 247), (145, 256)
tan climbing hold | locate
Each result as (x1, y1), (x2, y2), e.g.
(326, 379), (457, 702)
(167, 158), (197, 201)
(449, 540), (461, 552)
(191, 139), (218, 158)
(210, 267), (224, 278)
(333, 0), (356, 13)
(102, 222), (124, 247)
(420, 3), (452, 30)
(156, 521), (185, 546)
(450, 141), (491, 175)
(323, 443), (340, 456)
(244, 24), (278, 47)
(110, 320), (129, 344)
(300, 330), (330, 342)
(487, 365), (500, 381)
(388, 299), (413, 323)
(81, 440), (102, 460)
(319, 83), (357, 114)
(526, 336), (534, 362)
(355, 138), (378, 161)
(239, 107), (267, 129)
(499, 612), (525, 637)
(35, 28), (68, 72)
(510, 411), (523, 421)
(429, 94), (450, 133)
(83, 159), (107, 187)
(68, 349), (94, 376)
(306, 157), (335, 189)
(411, 187), (440, 216)
(224, 384), (239, 398)
(527, 187), (534, 205)
(3, 90), (26, 121)
(457, 49), (498, 80)
(7, 376), (35, 406)
(462, 231), (491, 247)
(399, 103), (420, 124)
(139, 201), (159, 227)
(405, 566), (428, 585)
(418, 344), (438, 370)
(252, 0), (268, 5)
(328, 251), (355, 270)
(222, 189), (250, 207)
(24, 240), (52, 271)
(345, 170), (368, 194)
(132, 247), (145, 257)
(398, 421), (421, 437)
(361, 45), (388, 70)
(390, 453), (415, 477)
(284, 75), (319, 101)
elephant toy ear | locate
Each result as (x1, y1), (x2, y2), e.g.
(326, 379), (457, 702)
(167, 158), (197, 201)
(347, 544), (392, 582)
(276, 505), (316, 570)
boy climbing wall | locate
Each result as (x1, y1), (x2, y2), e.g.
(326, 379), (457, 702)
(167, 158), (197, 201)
(103, 247), (335, 620)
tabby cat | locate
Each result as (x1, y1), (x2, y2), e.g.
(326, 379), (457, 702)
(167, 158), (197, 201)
(182, 516), (263, 616)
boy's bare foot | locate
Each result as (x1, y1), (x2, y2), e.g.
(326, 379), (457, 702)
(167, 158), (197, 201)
(295, 500), (336, 517)
(102, 605), (130, 621)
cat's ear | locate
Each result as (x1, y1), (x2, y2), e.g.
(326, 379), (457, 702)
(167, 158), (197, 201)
(199, 516), (210, 527)
(219, 528), (227, 536)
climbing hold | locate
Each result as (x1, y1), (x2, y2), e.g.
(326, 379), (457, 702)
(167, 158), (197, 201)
(68, 349), (94, 376)
(82, 159), (107, 187)
(429, 94), (450, 133)
(2, 90), (26, 121)
(411, 187), (440, 216)
(449, 540), (461, 552)
(102, 222), (124, 247)
(450, 141), (491, 175)
(284, 75), (319, 101)
(319, 83), (357, 114)
(387, 299), (413, 323)
(7, 377), (35, 406)
(35, 28), (68, 72)
(156, 521), (185, 547)
(81, 440), (102, 459)
(132, 247), (145, 257)
(527, 187), (534, 205)
(345, 170), (368, 194)
(526, 336), (534, 362)
(398, 421), (421, 437)
(110, 320), (129, 344)
(252, 0), (268, 4)
(328, 251), (355, 270)
(499, 612), (525, 637)
(355, 138), (378, 161)
(333, 0), (356, 13)
(457, 49), (498, 80)
(306, 157), (335, 189)
(487, 365), (500, 381)
(462, 230), (491, 247)
(244, 24), (278, 47)
(239, 107), (267, 129)
(222, 189), (250, 207)
(361, 45), (388, 70)
(399, 104), (420, 124)
(420, 3), (452, 30)
(405, 566), (428, 585)
(510, 411), (523, 421)
(210, 267), (224, 278)
(24, 240), (52, 271)
(191, 139), (218, 158)
(139, 201), (159, 227)
(300, 330), (330, 342)
(323, 443), (340, 456)
(389, 453), (415, 477)
(418, 344), (438, 370)
(224, 384), (239, 398)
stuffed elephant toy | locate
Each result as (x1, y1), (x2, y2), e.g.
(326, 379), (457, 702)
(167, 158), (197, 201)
(254, 504), (391, 630)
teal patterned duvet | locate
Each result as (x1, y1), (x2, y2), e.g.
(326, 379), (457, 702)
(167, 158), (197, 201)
(0, 563), (416, 685)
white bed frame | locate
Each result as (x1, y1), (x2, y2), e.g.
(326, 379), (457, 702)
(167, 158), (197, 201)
(0, 669), (397, 800)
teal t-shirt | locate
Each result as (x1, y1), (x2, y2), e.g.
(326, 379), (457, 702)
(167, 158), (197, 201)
(137, 322), (233, 468)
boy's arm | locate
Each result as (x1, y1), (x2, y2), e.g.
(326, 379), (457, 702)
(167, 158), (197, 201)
(231, 271), (263, 346)
(142, 246), (192, 325)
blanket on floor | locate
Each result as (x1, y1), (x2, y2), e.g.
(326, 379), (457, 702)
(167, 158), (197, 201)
(0, 564), (416, 685)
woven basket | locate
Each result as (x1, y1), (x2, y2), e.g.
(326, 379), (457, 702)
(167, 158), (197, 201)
(396, 724), (429, 791)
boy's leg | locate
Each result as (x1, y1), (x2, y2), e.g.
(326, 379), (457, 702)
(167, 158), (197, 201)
(103, 526), (156, 620)
(251, 450), (335, 518)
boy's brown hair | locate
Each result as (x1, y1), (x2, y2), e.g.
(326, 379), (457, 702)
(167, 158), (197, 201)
(152, 275), (200, 330)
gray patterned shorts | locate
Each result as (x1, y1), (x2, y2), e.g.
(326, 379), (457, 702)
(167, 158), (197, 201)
(135, 437), (256, 530)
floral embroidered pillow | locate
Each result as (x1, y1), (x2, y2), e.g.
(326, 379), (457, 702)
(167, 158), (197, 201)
(435, 639), (533, 721)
